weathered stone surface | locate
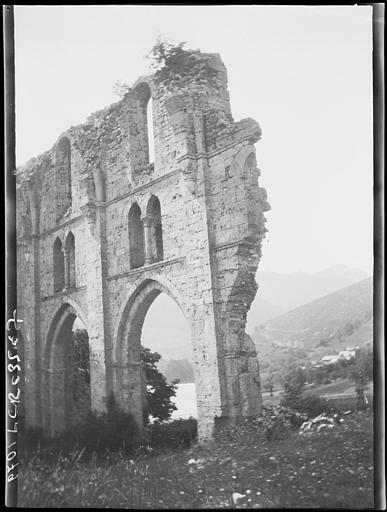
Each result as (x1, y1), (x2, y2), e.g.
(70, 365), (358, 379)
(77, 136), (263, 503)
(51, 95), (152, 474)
(16, 53), (270, 440)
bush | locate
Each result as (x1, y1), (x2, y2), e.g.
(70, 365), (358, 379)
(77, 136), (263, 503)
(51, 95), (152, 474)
(18, 426), (45, 455)
(147, 418), (197, 450)
(70, 407), (141, 454)
(294, 395), (330, 417)
(258, 405), (308, 441)
(281, 380), (332, 418)
(19, 395), (142, 460)
(147, 39), (220, 88)
(280, 382), (303, 410)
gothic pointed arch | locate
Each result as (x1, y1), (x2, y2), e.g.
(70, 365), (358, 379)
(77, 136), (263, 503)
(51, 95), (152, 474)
(64, 231), (76, 288)
(128, 202), (145, 269)
(114, 277), (192, 427)
(53, 237), (64, 293)
(146, 195), (163, 263)
(43, 302), (90, 436)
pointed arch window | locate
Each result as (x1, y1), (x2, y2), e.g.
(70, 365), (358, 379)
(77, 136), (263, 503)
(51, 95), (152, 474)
(146, 195), (163, 263)
(131, 83), (154, 173)
(129, 203), (145, 269)
(64, 231), (76, 289)
(146, 95), (154, 164)
(53, 237), (65, 293)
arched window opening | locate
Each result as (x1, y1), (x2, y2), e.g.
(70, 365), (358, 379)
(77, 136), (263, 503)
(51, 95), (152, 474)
(128, 203), (145, 269)
(141, 293), (196, 423)
(53, 237), (65, 293)
(146, 195), (163, 263)
(147, 96), (155, 164)
(131, 83), (154, 173)
(64, 231), (76, 289)
(55, 136), (72, 219)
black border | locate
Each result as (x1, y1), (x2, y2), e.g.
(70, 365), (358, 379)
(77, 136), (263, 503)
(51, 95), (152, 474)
(4, 4), (385, 510)
(4, 4), (17, 509)
(371, 3), (385, 511)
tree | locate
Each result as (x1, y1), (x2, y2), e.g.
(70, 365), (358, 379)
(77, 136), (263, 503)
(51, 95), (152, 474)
(141, 346), (178, 424)
(349, 348), (373, 382)
(263, 373), (274, 395)
(112, 80), (130, 99)
(282, 366), (307, 390)
(354, 370), (367, 411)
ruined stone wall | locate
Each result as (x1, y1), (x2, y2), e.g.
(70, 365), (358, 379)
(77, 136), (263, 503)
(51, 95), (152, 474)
(16, 52), (270, 439)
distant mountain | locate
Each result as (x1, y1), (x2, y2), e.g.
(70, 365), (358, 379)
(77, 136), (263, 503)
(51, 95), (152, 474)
(315, 265), (368, 282)
(246, 298), (287, 333)
(142, 325), (193, 360)
(251, 266), (370, 313)
(253, 277), (373, 384)
(263, 277), (372, 335)
(158, 358), (195, 384)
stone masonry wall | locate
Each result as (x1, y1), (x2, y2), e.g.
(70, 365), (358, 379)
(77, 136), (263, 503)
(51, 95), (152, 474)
(16, 51), (270, 440)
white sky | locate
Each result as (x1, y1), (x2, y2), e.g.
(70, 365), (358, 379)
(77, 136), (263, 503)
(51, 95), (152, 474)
(14, 5), (374, 275)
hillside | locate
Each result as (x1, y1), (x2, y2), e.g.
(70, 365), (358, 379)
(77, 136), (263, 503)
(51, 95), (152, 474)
(255, 277), (372, 343)
(247, 265), (369, 331)
(158, 358), (194, 384)
(253, 266), (368, 310)
(253, 277), (373, 385)
(246, 297), (287, 329)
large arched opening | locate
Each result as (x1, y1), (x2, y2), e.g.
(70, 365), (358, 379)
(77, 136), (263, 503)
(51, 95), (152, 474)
(142, 293), (196, 421)
(44, 303), (91, 437)
(115, 278), (196, 427)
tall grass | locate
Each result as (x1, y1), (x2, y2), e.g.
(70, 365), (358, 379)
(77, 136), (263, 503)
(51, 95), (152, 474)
(18, 411), (373, 509)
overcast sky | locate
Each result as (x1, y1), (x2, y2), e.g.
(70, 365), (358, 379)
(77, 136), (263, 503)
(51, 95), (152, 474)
(14, 5), (373, 275)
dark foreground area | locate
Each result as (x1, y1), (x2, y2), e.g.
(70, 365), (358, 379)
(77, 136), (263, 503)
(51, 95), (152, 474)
(18, 410), (373, 509)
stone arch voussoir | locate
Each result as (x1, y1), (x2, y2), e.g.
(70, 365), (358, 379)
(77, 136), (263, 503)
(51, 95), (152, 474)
(115, 272), (191, 365)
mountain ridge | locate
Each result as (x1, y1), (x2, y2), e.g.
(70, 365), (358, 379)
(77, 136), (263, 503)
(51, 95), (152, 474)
(247, 265), (370, 330)
(253, 276), (373, 386)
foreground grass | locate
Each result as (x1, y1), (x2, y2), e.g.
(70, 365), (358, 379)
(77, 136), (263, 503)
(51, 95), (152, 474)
(18, 411), (373, 509)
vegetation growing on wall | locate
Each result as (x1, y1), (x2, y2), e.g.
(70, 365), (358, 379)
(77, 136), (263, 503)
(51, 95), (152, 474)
(146, 39), (220, 88)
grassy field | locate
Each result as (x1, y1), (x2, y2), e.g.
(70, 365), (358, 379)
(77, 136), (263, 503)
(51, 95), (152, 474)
(263, 378), (373, 406)
(18, 411), (374, 509)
